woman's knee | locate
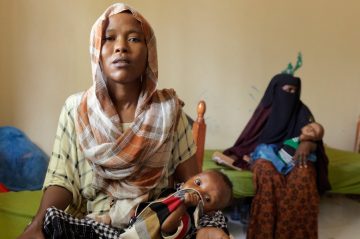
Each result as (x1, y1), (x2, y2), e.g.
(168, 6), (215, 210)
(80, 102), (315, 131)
(252, 159), (284, 189)
(252, 159), (277, 173)
(290, 162), (316, 178)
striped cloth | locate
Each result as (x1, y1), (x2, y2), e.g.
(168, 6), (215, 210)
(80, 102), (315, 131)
(43, 189), (228, 239)
(121, 188), (203, 239)
(74, 3), (184, 227)
(43, 207), (123, 239)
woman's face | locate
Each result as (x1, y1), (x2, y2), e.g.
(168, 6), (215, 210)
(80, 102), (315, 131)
(100, 13), (148, 85)
(282, 84), (297, 94)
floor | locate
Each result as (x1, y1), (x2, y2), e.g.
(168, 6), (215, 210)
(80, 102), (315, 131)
(226, 194), (360, 239)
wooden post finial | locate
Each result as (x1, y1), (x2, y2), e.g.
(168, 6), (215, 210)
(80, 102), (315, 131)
(193, 100), (206, 171)
(197, 100), (206, 121)
(355, 115), (360, 153)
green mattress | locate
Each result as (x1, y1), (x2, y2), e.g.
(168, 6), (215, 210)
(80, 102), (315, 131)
(203, 146), (360, 198)
(1, 146), (360, 238)
(326, 146), (360, 194)
(203, 150), (255, 197)
(0, 190), (42, 238)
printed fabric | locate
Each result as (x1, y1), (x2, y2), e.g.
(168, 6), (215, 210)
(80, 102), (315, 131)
(247, 159), (319, 239)
(122, 188), (203, 239)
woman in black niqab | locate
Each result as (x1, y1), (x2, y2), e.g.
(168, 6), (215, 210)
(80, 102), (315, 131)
(223, 73), (330, 239)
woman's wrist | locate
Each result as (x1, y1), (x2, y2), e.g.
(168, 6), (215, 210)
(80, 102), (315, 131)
(26, 215), (44, 230)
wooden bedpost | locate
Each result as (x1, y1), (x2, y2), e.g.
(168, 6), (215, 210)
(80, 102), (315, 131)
(355, 115), (360, 153)
(192, 100), (206, 171)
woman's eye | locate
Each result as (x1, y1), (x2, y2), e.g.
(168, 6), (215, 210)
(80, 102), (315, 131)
(194, 178), (201, 186)
(128, 37), (141, 42)
(104, 36), (115, 41)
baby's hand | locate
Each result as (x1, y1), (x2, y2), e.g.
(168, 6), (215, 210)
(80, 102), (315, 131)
(243, 154), (251, 162)
(184, 192), (200, 207)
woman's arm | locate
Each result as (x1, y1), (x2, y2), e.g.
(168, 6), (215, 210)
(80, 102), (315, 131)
(295, 122), (324, 168)
(18, 97), (78, 238)
(17, 185), (72, 239)
(172, 111), (200, 183)
(174, 155), (199, 183)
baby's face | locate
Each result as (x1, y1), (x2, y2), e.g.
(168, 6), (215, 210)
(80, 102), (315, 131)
(301, 123), (322, 140)
(182, 171), (229, 212)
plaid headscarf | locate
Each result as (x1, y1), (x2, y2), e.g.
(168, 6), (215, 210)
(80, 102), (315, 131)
(75, 3), (182, 227)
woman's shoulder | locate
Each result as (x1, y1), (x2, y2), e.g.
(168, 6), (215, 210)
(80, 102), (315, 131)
(63, 92), (85, 111)
(57, 92), (85, 121)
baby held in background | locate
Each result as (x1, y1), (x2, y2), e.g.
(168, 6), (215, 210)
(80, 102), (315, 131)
(245, 122), (325, 174)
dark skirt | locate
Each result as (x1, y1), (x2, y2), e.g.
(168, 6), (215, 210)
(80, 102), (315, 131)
(247, 159), (319, 239)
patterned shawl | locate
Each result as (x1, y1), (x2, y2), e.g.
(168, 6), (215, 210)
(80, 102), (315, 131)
(121, 188), (203, 239)
(75, 3), (182, 227)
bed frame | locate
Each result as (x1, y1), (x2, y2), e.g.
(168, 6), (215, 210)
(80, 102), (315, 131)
(192, 100), (206, 170)
(354, 116), (360, 153)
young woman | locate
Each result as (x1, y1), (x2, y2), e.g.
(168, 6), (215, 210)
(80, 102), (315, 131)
(19, 3), (228, 239)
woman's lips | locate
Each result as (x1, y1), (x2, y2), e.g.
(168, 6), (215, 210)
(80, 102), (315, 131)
(112, 58), (130, 67)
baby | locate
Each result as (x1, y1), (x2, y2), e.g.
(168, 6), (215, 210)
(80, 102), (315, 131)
(126, 170), (233, 239)
(248, 122), (324, 174)
(159, 170), (233, 238)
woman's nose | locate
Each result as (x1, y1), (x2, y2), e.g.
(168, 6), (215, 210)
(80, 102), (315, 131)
(114, 38), (128, 53)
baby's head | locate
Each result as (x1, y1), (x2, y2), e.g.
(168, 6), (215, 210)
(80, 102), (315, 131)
(182, 170), (233, 213)
(300, 122), (324, 141)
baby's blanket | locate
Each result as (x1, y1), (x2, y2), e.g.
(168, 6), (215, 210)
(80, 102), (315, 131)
(121, 188), (203, 239)
(43, 188), (203, 239)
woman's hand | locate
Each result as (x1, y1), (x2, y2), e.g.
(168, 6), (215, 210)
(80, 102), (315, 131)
(17, 185), (72, 239)
(293, 140), (317, 168)
(174, 155), (200, 183)
(17, 220), (45, 239)
(196, 227), (230, 239)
